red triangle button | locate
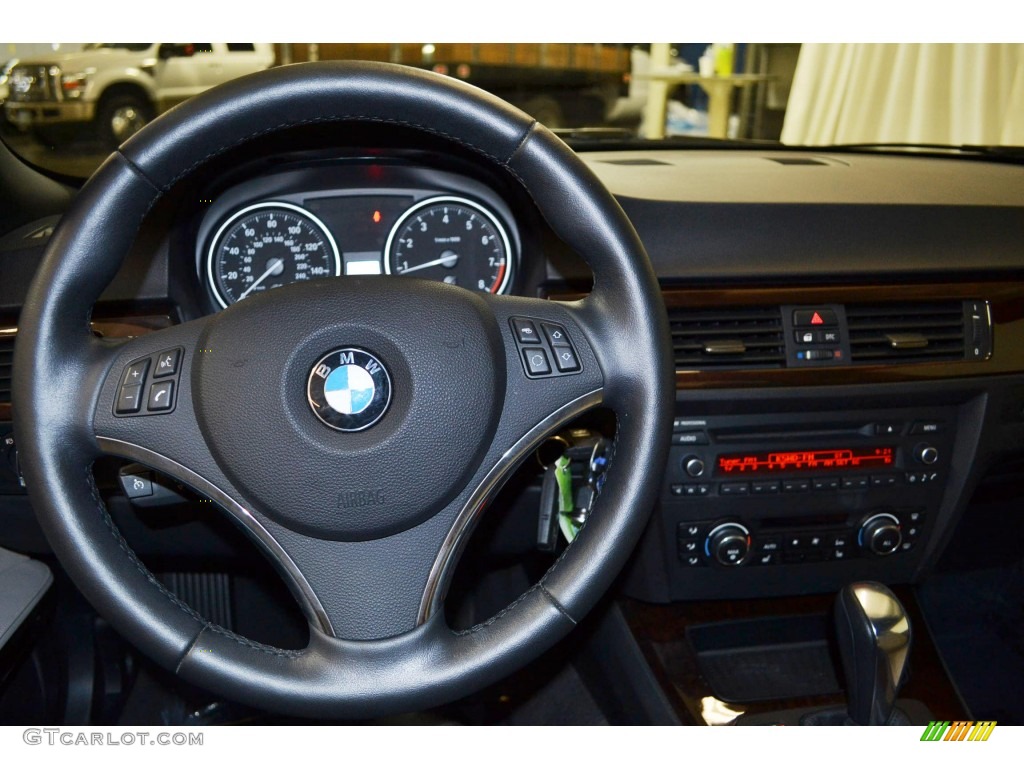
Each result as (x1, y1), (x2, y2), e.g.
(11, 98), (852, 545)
(811, 311), (824, 325)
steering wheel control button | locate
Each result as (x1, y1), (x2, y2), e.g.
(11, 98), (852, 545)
(122, 359), (150, 387)
(553, 346), (580, 372)
(542, 322), (571, 347)
(307, 348), (393, 432)
(512, 318), (541, 344)
(120, 471), (153, 499)
(153, 348), (181, 377)
(510, 316), (582, 378)
(115, 384), (143, 414)
(148, 381), (174, 411)
(114, 352), (185, 416)
(523, 348), (551, 376)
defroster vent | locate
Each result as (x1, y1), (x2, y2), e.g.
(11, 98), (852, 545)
(670, 306), (785, 369)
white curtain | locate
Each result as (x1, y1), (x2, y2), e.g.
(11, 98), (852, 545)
(781, 44), (1024, 146)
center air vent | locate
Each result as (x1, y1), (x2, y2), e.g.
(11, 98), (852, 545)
(670, 306), (785, 369)
(846, 301), (973, 363)
(0, 336), (13, 403)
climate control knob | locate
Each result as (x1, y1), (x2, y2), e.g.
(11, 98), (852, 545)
(859, 513), (903, 556)
(707, 523), (751, 566)
(915, 444), (939, 465)
(683, 455), (706, 478)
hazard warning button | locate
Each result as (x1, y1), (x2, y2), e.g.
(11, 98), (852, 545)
(793, 308), (838, 327)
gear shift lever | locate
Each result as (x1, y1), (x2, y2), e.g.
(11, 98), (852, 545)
(834, 582), (912, 725)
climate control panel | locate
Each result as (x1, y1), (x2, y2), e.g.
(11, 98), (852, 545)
(677, 508), (926, 568)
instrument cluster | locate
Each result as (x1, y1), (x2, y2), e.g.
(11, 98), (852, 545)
(195, 163), (521, 309)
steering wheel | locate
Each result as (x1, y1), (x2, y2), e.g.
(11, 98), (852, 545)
(12, 62), (673, 718)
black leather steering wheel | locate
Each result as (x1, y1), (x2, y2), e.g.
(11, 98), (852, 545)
(13, 62), (673, 718)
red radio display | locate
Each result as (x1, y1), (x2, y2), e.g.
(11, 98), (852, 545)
(717, 446), (894, 474)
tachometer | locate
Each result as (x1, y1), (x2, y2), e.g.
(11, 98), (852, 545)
(207, 202), (341, 308)
(384, 196), (513, 294)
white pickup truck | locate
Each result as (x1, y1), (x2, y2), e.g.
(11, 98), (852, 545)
(3, 43), (274, 145)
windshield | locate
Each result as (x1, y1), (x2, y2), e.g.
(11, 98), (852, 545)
(1, 42), (1021, 180)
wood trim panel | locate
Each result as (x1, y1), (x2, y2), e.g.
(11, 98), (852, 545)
(551, 282), (1024, 389)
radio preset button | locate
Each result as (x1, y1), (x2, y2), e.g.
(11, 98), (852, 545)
(870, 474), (899, 487)
(752, 481), (780, 494)
(841, 476), (870, 491)
(782, 479), (811, 493)
(812, 477), (840, 492)
(719, 482), (750, 496)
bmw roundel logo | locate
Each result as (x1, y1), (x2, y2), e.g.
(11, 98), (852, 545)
(307, 348), (392, 432)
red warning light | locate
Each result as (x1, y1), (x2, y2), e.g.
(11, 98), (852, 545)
(811, 311), (824, 325)
(373, 210), (381, 224)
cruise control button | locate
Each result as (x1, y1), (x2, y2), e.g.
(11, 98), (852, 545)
(154, 348), (180, 378)
(115, 384), (143, 414)
(552, 347), (580, 373)
(541, 323), (571, 347)
(522, 348), (551, 376)
(122, 359), (149, 387)
(120, 471), (153, 499)
(511, 318), (542, 344)
(148, 381), (174, 411)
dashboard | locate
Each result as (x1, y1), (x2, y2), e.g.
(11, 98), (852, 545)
(3, 140), (1024, 620)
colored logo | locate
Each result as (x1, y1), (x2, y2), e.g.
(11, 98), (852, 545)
(307, 348), (392, 432)
(920, 720), (997, 742)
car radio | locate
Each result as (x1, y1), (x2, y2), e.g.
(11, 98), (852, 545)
(635, 404), (959, 602)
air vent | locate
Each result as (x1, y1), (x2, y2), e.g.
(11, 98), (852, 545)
(670, 306), (785, 369)
(0, 336), (12, 403)
(846, 301), (967, 364)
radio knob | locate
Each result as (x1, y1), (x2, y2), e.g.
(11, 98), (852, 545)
(860, 513), (902, 556)
(683, 456), (706, 478)
(915, 444), (939, 465)
(707, 523), (750, 566)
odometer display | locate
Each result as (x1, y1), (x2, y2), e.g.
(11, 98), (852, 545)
(207, 202), (341, 308)
(384, 196), (513, 294)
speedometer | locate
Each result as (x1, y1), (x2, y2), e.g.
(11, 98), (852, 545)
(207, 202), (341, 308)
(384, 196), (513, 294)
